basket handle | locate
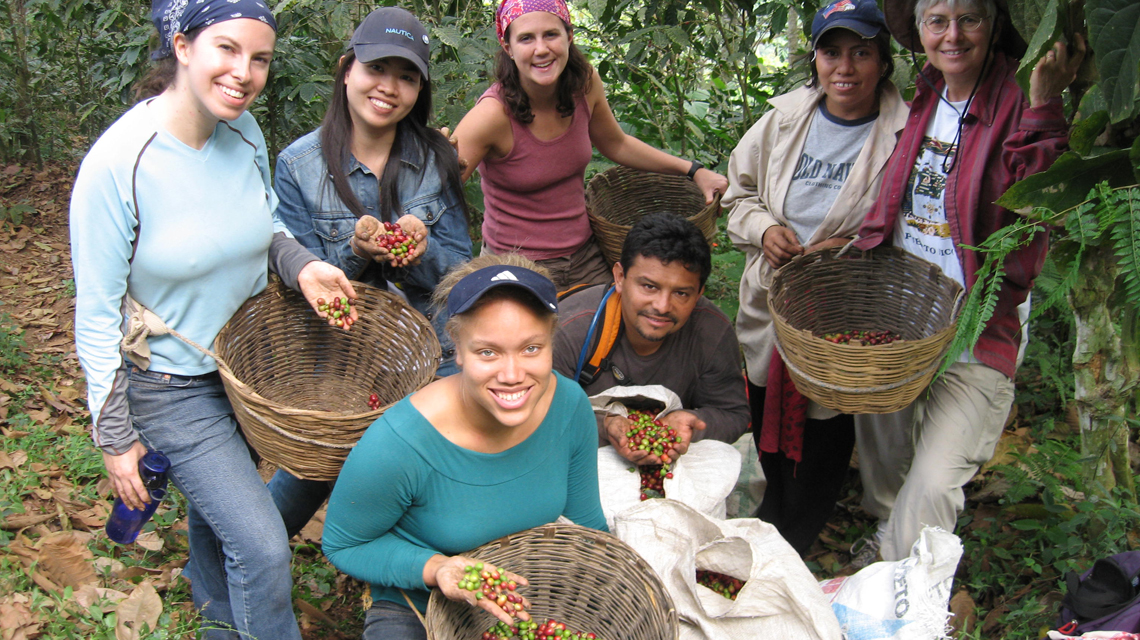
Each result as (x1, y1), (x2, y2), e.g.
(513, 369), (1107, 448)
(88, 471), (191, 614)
(121, 294), (234, 373)
(772, 337), (943, 395)
(835, 237), (860, 258)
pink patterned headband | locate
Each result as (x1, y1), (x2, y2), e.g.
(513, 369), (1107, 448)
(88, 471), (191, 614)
(495, 0), (572, 43)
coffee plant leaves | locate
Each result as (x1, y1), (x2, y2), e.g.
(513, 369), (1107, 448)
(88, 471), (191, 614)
(995, 150), (1134, 216)
(1086, 0), (1140, 122)
(1015, 0), (1066, 98)
(1069, 110), (1110, 156)
(1132, 134), (1140, 182)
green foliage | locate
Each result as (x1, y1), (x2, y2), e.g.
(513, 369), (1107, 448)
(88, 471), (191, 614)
(995, 148), (1134, 215)
(1015, 0), (1067, 98)
(940, 220), (1043, 372)
(1086, 0), (1140, 122)
(0, 200), (35, 225)
(948, 183), (1140, 374)
(0, 313), (29, 372)
(958, 439), (1140, 640)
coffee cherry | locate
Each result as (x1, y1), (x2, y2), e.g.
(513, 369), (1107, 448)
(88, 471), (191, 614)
(696, 569), (746, 600)
(374, 221), (419, 267)
(367, 393), (381, 411)
(819, 329), (901, 345)
(317, 296), (356, 328)
(459, 562), (524, 617)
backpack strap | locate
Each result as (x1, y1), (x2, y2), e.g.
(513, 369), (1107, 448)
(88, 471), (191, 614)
(572, 285), (624, 386)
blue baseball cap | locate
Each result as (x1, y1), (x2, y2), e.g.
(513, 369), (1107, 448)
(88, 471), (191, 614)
(811, 0), (887, 49)
(448, 266), (559, 316)
(348, 7), (431, 81)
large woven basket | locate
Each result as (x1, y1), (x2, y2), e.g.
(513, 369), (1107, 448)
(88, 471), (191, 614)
(768, 246), (964, 414)
(585, 166), (721, 265)
(425, 523), (678, 640)
(213, 278), (440, 481)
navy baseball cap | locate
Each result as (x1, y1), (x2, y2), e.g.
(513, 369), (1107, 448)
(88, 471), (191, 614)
(811, 0), (887, 49)
(348, 7), (431, 81)
(448, 266), (559, 316)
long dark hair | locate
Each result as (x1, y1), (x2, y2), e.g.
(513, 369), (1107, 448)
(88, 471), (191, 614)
(494, 22), (593, 124)
(320, 51), (468, 222)
(133, 27), (205, 102)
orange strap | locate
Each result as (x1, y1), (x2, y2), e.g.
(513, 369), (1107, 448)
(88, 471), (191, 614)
(587, 291), (622, 370)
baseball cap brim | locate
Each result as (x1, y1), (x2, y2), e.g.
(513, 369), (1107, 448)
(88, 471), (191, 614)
(352, 43), (430, 81)
(812, 20), (883, 48)
(448, 266), (559, 316)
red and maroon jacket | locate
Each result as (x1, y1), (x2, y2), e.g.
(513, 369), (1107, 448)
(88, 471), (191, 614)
(854, 52), (1069, 379)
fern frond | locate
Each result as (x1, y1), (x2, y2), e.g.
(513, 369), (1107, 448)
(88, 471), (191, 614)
(1030, 246), (1084, 322)
(1108, 187), (1140, 308)
(937, 219), (1041, 376)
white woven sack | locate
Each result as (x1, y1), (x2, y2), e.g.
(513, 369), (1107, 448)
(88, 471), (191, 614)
(613, 500), (843, 640)
(818, 527), (962, 640)
(597, 440), (741, 529)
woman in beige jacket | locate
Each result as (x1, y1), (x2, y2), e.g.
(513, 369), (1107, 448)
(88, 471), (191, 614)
(723, 0), (908, 555)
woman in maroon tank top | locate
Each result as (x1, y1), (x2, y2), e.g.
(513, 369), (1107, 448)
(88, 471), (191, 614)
(449, 0), (728, 290)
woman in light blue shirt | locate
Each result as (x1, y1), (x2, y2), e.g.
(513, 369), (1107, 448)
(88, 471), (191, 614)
(69, 2), (355, 638)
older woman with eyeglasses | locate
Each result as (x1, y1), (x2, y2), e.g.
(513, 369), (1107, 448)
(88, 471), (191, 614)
(847, 0), (1084, 564)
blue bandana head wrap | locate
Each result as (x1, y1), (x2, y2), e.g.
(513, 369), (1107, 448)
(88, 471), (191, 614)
(151, 0), (277, 60)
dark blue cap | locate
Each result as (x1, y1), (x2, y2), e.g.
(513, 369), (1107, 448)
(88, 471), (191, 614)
(811, 0), (887, 49)
(448, 266), (558, 316)
(348, 7), (431, 81)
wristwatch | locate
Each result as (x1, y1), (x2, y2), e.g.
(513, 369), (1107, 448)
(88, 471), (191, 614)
(686, 160), (703, 180)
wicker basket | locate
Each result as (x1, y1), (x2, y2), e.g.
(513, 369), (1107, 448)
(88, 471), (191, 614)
(768, 246), (964, 414)
(425, 523), (678, 640)
(212, 278), (440, 481)
(585, 167), (721, 265)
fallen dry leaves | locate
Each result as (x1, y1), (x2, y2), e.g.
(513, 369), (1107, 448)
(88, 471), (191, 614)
(114, 581), (162, 640)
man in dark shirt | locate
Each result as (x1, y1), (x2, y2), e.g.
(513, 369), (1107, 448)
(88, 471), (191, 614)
(553, 213), (750, 464)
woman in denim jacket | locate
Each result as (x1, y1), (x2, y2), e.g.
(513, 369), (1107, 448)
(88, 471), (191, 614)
(273, 7), (471, 377)
(269, 7), (471, 538)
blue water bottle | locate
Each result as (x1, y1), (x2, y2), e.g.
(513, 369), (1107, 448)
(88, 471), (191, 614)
(105, 450), (170, 545)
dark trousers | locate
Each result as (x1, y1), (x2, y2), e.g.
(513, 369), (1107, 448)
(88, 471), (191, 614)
(749, 379), (855, 556)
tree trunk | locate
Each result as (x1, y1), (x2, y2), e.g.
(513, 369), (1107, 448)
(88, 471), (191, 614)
(11, 0), (42, 166)
(1070, 244), (1139, 499)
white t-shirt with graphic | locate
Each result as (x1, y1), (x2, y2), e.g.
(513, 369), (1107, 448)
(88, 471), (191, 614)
(893, 93), (1031, 365)
(894, 92), (968, 287)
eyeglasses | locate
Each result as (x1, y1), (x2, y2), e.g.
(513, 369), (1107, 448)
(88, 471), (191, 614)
(921, 14), (986, 34)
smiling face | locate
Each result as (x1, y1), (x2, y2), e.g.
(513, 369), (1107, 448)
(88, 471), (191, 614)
(918, 2), (993, 92)
(614, 255), (704, 356)
(173, 18), (276, 124)
(344, 55), (422, 136)
(453, 296), (556, 432)
(815, 29), (884, 120)
(501, 11), (571, 93)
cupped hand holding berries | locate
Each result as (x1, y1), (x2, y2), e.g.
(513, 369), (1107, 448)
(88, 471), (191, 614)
(657, 410), (705, 457)
(297, 261), (358, 331)
(351, 215), (428, 267)
(426, 555), (531, 625)
(602, 414), (653, 465)
(391, 214), (428, 265)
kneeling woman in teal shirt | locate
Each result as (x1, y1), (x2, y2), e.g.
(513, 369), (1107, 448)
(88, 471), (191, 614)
(322, 254), (607, 639)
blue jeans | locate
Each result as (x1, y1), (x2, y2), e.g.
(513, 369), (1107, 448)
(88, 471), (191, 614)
(127, 367), (300, 640)
(362, 599), (427, 640)
(267, 469), (333, 540)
